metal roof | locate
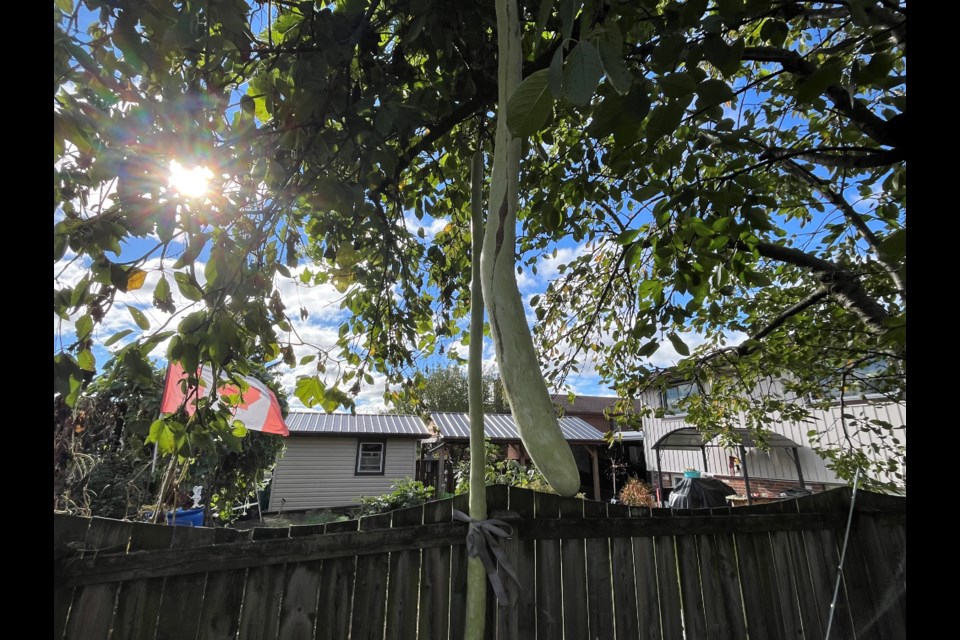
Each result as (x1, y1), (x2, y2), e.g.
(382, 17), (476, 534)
(652, 427), (802, 451)
(285, 411), (431, 438)
(431, 412), (606, 443)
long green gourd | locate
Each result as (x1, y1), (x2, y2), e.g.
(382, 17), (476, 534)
(481, 0), (580, 498)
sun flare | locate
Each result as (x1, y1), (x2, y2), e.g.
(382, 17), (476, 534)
(169, 161), (214, 199)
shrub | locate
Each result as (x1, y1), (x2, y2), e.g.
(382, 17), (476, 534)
(355, 478), (434, 516)
(618, 477), (655, 507)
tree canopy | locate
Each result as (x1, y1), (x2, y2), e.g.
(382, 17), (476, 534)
(388, 365), (509, 416)
(54, 0), (905, 488)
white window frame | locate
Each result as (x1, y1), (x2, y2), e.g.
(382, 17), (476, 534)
(355, 441), (386, 475)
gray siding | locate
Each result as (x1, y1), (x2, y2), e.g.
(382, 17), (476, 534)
(642, 382), (906, 488)
(267, 437), (418, 511)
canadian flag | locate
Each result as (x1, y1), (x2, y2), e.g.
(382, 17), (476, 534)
(160, 362), (289, 436)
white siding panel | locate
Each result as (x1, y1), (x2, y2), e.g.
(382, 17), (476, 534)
(641, 387), (905, 488)
(267, 437), (418, 511)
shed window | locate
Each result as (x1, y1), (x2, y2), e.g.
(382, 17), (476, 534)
(356, 441), (385, 475)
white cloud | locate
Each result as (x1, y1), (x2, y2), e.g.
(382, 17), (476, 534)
(517, 242), (595, 293)
(402, 213), (449, 241)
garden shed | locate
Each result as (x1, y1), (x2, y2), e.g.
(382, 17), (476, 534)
(266, 412), (431, 512)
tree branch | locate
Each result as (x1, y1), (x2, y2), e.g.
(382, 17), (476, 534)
(746, 138), (906, 297)
(741, 46), (901, 148)
(761, 146), (904, 169)
(742, 240), (890, 332)
(738, 289), (829, 356)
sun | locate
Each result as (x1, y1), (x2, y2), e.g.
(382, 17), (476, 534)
(168, 160), (214, 199)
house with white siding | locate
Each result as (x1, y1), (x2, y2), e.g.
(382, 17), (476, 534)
(266, 412), (432, 512)
(631, 378), (906, 501)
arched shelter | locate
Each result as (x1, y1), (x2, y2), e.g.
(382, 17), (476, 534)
(651, 427), (806, 506)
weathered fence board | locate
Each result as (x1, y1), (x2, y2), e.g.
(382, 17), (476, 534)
(52, 487), (905, 640)
(417, 500), (452, 640)
(851, 514), (906, 640)
(238, 562), (286, 640)
(446, 494), (469, 639)
(156, 526), (214, 640)
(676, 533), (707, 639)
(277, 559), (324, 640)
(654, 534), (684, 640)
(54, 515), (90, 640)
(632, 534), (662, 640)
(385, 505), (424, 640)
(350, 513), (393, 640)
(112, 522), (175, 640)
(315, 519), (359, 640)
(64, 518), (132, 640)
(534, 492), (563, 639)
(197, 567), (248, 640)
(559, 497), (588, 640)
(504, 487), (536, 640)
(610, 526), (640, 640)
(584, 500), (615, 640)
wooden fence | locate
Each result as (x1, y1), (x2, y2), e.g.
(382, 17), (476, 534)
(54, 485), (905, 640)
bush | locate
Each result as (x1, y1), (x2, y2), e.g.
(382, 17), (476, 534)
(355, 478), (434, 516)
(453, 438), (559, 496)
(618, 477), (655, 507)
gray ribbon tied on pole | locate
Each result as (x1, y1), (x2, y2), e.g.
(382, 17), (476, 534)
(452, 509), (522, 606)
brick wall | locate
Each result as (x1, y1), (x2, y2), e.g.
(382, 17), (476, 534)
(648, 470), (832, 497)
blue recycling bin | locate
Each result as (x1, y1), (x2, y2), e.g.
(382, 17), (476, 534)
(167, 507), (205, 527)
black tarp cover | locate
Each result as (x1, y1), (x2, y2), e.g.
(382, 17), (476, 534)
(667, 477), (737, 509)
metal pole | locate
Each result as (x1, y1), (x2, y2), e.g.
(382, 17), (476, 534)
(701, 446), (708, 473)
(656, 448), (664, 507)
(739, 444), (753, 506)
(791, 447), (806, 489)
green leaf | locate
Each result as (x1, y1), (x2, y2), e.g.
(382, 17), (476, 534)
(75, 314), (93, 340)
(295, 376), (328, 408)
(78, 349), (96, 372)
(507, 69), (554, 137)
(760, 19), (788, 48)
(651, 33), (686, 72)
(559, 0), (580, 42)
(174, 272), (204, 301)
(104, 329), (134, 347)
(795, 58), (843, 104)
(54, 233), (68, 261)
(597, 22), (632, 95)
(696, 79), (735, 110)
(659, 72), (697, 99)
(240, 94), (256, 115)
(645, 101), (686, 145)
(858, 52), (895, 86)
(231, 420), (248, 438)
(537, 0), (553, 31)
(879, 229), (906, 263)
(128, 305), (151, 330)
(637, 340), (659, 357)
(155, 275), (171, 300)
(548, 46), (564, 99)
(148, 419), (177, 454)
(668, 332), (690, 356)
(562, 41), (604, 106)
